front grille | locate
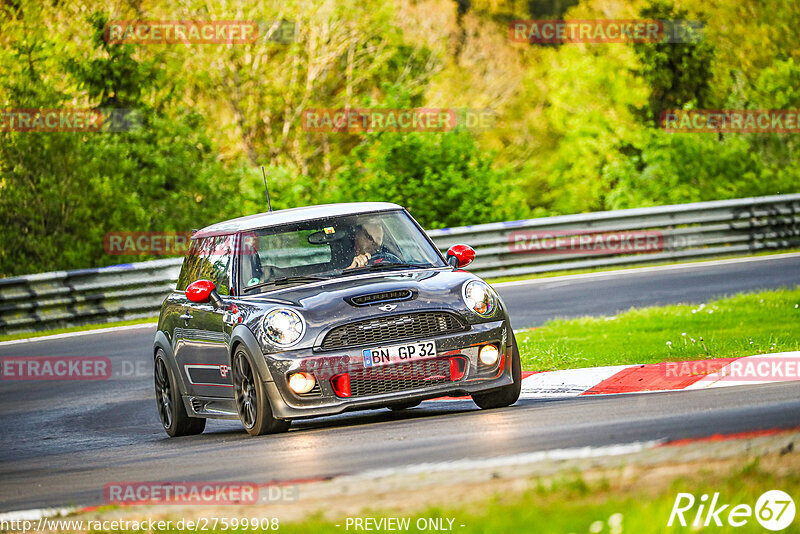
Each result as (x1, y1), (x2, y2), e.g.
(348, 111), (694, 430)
(349, 289), (414, 306)
(349, 358), (451, 397)
(320, 311), (468, 350)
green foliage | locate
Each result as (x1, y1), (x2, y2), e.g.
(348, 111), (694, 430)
(632, 0), (717, 125)
(0, 7), (241, 275)
(518, 0), (800, 217)
(335, 127), (528, 229)
(0, 0), (799, 276)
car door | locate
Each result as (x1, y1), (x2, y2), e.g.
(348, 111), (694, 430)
(174, 235), (236, 398)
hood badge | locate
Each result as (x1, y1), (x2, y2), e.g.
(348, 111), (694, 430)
(378, 304), (398, 312)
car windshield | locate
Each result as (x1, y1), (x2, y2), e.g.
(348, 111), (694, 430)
(239, 210), (446, 293)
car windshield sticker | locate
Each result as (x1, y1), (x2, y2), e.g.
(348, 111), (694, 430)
(324, 226), (335, 234)
(247, 277), (260, 286)
(362, 349), (374, 368)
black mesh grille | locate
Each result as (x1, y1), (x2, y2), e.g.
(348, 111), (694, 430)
(296, 381), (322, 397)
(320, 312), (468, 350)
(349, 358), (451, 397)
(349, 289), (414, 306)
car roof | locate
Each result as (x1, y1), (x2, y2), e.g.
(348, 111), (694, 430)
(192, 202), (404, 238)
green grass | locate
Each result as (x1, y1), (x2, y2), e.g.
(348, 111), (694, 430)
(0, 317), (157, 342)
(120, 456), (797, 533)
(276, 464), (799, 533)
(517, 286), (800, 371)
(485, 249), (800, 285)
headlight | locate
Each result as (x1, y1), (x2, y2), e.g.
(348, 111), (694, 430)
(462, 280), (496, 318)
(262, 308), (305, 347)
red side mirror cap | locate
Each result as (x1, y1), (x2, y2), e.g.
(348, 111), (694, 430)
(186, 280), (216, 303)
(446, 244), (476, 269)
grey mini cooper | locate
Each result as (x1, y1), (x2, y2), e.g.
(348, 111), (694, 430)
(153, 202), (521, 437)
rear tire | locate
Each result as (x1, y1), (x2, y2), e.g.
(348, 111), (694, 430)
(471, 332), (521, 409)
(232, 348), (291, 436)
(154, 350), (206, 437)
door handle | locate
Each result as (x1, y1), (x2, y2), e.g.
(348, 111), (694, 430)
(180, 313), (193, 320)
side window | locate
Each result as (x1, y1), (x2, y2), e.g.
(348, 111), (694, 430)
(207, 235), (233, 296)
(176, 239), (203, 291)
(175, 235), (233, 295)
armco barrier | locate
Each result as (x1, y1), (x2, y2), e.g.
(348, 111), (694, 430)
(1, 194), (799, 335)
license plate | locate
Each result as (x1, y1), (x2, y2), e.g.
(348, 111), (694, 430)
(362, 340), (437, 368)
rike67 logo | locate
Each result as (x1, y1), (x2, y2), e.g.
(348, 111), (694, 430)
(669, 490), (795, 531)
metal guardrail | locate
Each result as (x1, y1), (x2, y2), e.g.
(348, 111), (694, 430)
(1, 194), (799, 335)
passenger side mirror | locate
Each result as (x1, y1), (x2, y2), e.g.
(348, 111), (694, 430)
(186, 280), (224, 308)
(446, 244), (476, 269)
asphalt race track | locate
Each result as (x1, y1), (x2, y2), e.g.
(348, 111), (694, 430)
(498, 254), (800, 328)
(1, 254), (799, 512)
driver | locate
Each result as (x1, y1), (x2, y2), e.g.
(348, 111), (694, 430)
(346, 222), (384, 269)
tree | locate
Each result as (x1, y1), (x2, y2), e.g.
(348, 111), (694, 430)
(0, 8), (242, 275)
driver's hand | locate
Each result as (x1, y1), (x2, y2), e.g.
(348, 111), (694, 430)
(346, 253), (371, 269)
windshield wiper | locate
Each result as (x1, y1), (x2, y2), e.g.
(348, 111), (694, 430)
(345, 263), (430, 274)
(243, 275), (329, 292)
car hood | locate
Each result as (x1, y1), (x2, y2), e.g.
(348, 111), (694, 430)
(241, 268), (489, 350)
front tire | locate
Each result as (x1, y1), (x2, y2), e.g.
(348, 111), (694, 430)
(232, 348), (291, 436)
(471, 332), (522, 409)
(154, 350), (206, 437)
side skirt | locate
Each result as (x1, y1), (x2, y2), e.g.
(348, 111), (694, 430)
(183, 395), (239, 419)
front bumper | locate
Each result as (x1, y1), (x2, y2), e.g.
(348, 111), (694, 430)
(263, 318), (512, 420)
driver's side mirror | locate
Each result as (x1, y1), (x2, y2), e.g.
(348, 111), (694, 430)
(186, 280), (224, 308)
(446, 244), (476, 269)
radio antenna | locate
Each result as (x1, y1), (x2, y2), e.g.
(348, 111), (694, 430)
(261, 166), (273, 212)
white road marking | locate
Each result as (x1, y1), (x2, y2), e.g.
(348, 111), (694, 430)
(0, 323), (157, 346)
(519, 365), (632, 398)
(0, 507), (75, 522)
(336, 440), (661, 481)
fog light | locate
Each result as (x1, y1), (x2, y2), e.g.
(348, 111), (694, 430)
(331, 373), (351, 398)
(288, 372), (315, 394)
(479, 345), (499, 366)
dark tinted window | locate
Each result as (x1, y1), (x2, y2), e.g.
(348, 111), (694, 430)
(239, 210), (445, 293)
(176, 239), (203, 291)
(206, 235), (234, 296)
(175, 235), (234, 295)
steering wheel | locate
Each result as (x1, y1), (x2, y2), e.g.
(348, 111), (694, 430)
(368, 251), (402, 265)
